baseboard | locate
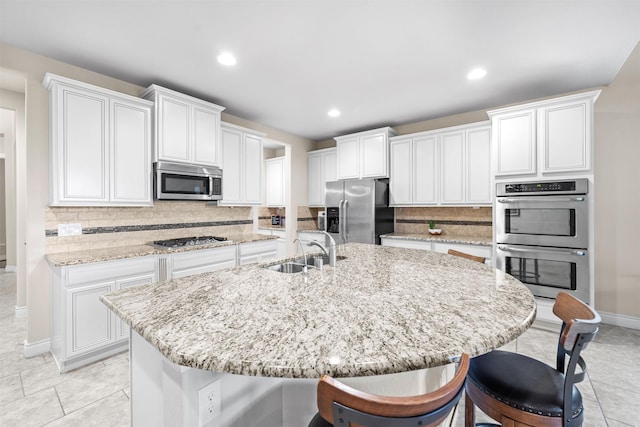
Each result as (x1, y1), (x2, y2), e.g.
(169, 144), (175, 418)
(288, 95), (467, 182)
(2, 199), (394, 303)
(599, 311), (640, 330)
(14, 305), (27, 318)
(23, 338), (51, 358)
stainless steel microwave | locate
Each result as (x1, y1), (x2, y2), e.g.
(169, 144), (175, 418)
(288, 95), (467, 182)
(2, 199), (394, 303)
(154, 161), (222, 201)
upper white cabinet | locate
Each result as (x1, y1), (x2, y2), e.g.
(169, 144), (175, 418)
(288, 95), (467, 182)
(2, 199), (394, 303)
(389, 122), (491, 206)
(335, 127), (397, 180)
(488, 90), (600, 177)
(307, 148), (337, 207)
(219, 122), (264, 206)
(265, 156), (285, 207)
(140, 85), (225, 166)
(44, 73), (153, 206)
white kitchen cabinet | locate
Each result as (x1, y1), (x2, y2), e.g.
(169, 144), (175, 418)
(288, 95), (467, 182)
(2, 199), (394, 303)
(237, 240), (278, 265)
(307, 148), (337, 207)
(265, 156), (285, 207)
(335, 127), (397, 180)
(50, 256), (158, 372)
(44, 73), (153, 206)
(380, 238), (492, 265)
(389, 122), (490, 206)
(140, 85), (225, 166)
(220, 122), (265, 206)
(489, 90), (600, 177)
(169, 246), (237, 279)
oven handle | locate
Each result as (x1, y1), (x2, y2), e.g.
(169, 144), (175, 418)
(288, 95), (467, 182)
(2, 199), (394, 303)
(497, 245), (587, 256)
(497, 196), (586, 203)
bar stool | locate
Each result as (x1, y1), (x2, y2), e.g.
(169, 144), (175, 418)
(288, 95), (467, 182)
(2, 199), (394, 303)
(465, 292), (601, 427)
(447, 249), (486, 264)
(308, 353), (470, 427)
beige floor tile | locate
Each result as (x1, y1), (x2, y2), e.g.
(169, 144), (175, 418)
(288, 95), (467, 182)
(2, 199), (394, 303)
(592, 379), (640, 426)
(0, 372), (23, 405)
(0, 387), (64, 427)
(0, 349), (48, 379)
(45, 390), (130, 427)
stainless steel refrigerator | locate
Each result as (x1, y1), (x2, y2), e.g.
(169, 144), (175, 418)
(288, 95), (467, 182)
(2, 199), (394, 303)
(325, 179), (394, 244)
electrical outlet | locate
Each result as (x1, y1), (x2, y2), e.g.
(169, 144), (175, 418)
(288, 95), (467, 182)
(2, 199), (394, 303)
(198, 379), (221, 425)
(57, 223), (82, 236)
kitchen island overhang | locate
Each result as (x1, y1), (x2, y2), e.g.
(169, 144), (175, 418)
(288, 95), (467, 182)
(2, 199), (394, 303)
(101, 243), (536, 426)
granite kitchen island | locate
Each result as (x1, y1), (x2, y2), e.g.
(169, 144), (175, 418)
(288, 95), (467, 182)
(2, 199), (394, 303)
(101, 243), (536, 426)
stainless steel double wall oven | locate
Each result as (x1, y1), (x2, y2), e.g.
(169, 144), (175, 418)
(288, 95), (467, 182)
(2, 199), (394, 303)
(495, 179), (590, 303)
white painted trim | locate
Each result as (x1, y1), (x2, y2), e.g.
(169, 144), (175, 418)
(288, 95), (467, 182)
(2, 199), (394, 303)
(3, 265), (16, 272)
(14, 305), (26, 318)
(599, 311), (640, 330)
(23, 338), (50, 358)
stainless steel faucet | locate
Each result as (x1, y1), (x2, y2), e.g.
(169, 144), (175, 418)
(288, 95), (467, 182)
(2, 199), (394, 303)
(293, 238), (308, 273)
(306, 231), (337, 267)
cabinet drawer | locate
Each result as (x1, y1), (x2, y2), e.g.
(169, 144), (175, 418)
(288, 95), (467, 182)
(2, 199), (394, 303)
(65, 256), (157, 286)
(380, 238), (432, 251)
(237, 240), (277, 256)
(171, 246), (236, 272)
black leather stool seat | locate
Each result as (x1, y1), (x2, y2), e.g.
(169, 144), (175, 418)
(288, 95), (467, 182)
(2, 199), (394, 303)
(308, 412), (332, 427)
(468, 350), (583, 419)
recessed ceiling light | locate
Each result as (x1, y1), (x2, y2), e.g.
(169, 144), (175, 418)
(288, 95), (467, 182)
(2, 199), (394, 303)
(217, 52), (237, 66)
(467, 68), (487, 80)
(328, 109), (341, 117)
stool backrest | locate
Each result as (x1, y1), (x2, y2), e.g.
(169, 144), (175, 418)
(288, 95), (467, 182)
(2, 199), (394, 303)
(447, 249), (485, 264)
(316, 353), (469, 427)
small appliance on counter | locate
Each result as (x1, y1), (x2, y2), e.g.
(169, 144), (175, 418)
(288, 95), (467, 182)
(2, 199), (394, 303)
(317, 211), (326, 231)
(271, 215), (281, 226)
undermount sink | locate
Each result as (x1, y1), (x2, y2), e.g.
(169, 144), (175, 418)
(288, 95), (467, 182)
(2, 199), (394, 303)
(264, 255), (346, 274)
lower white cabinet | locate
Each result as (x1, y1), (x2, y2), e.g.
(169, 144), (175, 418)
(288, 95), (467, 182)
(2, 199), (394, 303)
(238, 240), (279, 265)
(51, 256), (158, 372)
(169, 246), (237, 279)
(380, 237), (492, 265)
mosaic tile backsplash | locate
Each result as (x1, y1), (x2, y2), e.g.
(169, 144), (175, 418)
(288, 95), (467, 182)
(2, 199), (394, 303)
(45, 202), (253, 254)
(394, 206), (492, 237)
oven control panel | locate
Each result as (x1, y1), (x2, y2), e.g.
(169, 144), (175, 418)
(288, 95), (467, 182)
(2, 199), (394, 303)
(497, 179), (588, 196)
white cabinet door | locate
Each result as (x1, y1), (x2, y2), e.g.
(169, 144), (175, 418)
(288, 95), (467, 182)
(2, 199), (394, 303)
(266, 157), (285, 207)
(307, 148), (337, 207)
(56, 85), (109, 203)
(244, 135), (263, 204)
(361, 132), (388, 178)
(66, 281), (115, 357)
(466, 126), (491, 204)
(440, 131), (465, 204)
(336, 136), (360, 180)
(493, 110), (536, 176)
(541, 100), (590, 173)
(413, 136), (438, 204)
(193, 104), (220, 166)
(115, 273), (155, 341)
(157, 94), (191, 163)
(221, 127), (243, 204)
(389, 138), (412, 205)
(110, 99), (152, 204)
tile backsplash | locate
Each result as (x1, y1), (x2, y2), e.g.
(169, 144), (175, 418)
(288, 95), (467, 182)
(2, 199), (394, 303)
(394, 206), (492, 237)
(45, 202), (253, 254)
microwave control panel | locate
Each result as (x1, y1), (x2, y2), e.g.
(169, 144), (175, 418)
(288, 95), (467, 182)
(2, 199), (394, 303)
(497, 179), (588, 196)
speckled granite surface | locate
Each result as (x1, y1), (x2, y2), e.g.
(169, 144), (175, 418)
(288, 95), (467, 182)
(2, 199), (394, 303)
(381, 232), (493, 246)
(45, 233), (278, 267)
(101, 243), (535, 379)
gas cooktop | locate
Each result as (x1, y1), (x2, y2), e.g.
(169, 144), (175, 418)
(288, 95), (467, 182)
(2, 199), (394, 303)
(152, 236), (231, 249)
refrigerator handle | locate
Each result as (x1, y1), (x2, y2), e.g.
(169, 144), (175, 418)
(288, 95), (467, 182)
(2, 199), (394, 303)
(342, 199), (348, 242)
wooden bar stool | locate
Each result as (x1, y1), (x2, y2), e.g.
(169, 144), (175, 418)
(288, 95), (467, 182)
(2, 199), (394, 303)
(308, 353), (470, 427)
(447, 249), (486, 264)
(465, 292), (601, 427)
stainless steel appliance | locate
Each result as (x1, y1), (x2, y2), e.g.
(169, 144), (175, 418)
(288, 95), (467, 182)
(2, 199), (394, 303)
(154, 161), (223, 201)
(325, 179), (394, 244)
(495, 179), (590, 302)
(317, 211), (326, 231)
(152, 235), (230, 249)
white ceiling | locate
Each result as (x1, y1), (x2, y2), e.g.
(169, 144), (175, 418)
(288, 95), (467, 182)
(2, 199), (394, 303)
(1, 0), (639, 141)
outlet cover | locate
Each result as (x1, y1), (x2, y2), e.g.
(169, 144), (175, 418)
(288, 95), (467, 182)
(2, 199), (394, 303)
(198, 379), (221, 425)
(58, 223), (82, 236)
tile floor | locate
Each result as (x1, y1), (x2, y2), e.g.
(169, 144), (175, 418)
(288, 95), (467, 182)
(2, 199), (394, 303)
(1, 269), (639, 426)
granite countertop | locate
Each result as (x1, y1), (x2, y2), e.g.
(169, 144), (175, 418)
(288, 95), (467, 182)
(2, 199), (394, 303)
(101, 243), (535, 379)
(46, 233), (278, 267)
(381, 232), (493, 246)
